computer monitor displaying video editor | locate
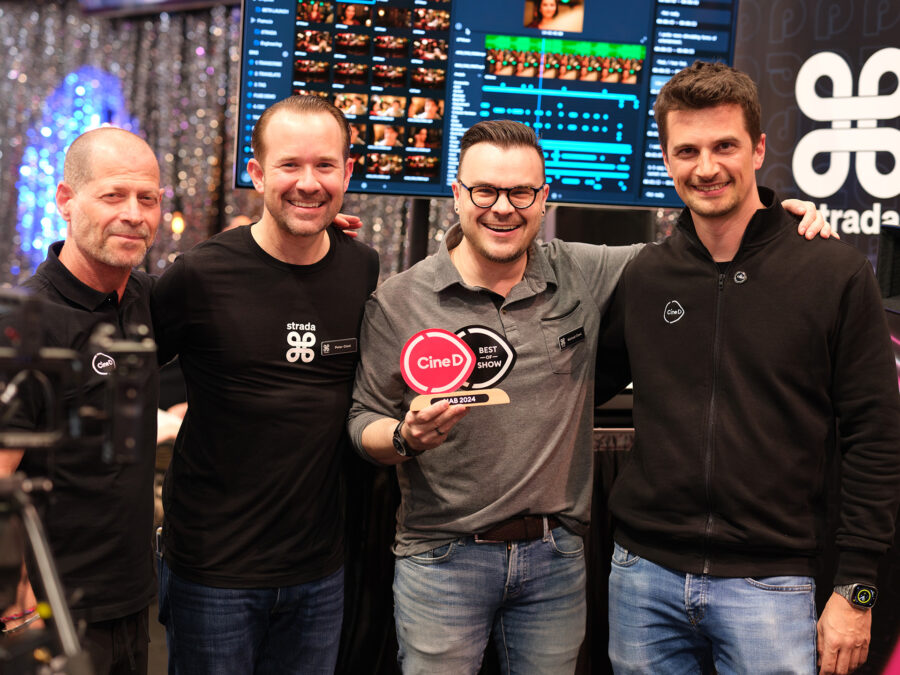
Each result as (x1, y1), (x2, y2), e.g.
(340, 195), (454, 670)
(236, 0), (739, 207)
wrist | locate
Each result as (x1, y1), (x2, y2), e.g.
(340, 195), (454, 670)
(392, 420), (424, 458)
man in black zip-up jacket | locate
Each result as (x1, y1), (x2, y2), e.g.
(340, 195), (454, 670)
(600, 62), (900, 675)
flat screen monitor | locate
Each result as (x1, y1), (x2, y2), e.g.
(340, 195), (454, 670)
(235, 0), (740, 207)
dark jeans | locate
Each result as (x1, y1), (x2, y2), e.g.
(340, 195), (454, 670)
(158, 558), (343, 675)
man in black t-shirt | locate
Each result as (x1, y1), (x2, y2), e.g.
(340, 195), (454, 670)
(152, 96), (379, 674)
(0, 128), (163, 674)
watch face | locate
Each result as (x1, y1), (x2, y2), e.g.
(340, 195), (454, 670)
(852, 585), (877, 608)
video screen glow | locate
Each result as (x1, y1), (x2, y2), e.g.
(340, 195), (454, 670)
(887, 308), (900, 393)
(236, 0), (739, 207)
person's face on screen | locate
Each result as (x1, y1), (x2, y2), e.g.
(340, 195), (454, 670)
(57, 134), (162, 271)
(452, 142), (548, 266)
(539, 0), (557, 20)
(662, 103), (765, 224)
(248, 110), (352, 238)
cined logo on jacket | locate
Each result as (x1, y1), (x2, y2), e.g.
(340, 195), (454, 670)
(663, 300), (685, 324)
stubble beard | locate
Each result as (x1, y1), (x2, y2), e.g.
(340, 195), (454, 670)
(75, 223), (150, 270)
(271, 192), (338, 238)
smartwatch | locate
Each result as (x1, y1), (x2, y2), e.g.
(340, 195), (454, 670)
(393, 421), (424, 458)
(834, 583), (877, 609)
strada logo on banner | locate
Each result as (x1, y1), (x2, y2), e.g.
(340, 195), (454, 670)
(792, 48), (900, 235)
(735, 1), (899, 253)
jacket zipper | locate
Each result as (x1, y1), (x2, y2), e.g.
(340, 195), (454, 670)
(702, 269), (728, 574)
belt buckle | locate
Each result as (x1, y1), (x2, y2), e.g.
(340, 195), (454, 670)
(473, 533), (504, 544)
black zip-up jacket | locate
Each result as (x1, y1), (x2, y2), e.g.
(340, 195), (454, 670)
(599, 188), (900, 584)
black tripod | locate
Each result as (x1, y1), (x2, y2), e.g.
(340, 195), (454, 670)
(0, 474), (93, 674)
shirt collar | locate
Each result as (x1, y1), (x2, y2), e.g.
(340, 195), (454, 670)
(431, 224), (557, 299)
(676, 186), (790, 255)
(36, 241), (122, 311)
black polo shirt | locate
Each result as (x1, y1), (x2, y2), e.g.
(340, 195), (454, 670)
(2, 242), (157, 623)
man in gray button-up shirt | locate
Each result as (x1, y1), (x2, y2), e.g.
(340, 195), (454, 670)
(348, 120), (640, 674)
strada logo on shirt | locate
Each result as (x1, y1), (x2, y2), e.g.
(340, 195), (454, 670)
(286, 322), (317, 363)
(92, 352), (116, 376)
(664, 301), (685, 324)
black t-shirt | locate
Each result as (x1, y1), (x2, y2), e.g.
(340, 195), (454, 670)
(152, 225), (379, 588)
(1, 242), (158, 623)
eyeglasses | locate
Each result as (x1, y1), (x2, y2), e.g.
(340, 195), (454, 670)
(457, 180), (544, 209)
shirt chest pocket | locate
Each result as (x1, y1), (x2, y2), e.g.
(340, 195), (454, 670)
(539, 302), (587, 374)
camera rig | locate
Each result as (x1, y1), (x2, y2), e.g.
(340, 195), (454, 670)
(0, 290), (156, 675)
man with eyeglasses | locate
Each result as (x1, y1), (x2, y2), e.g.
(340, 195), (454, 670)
(348, 119), (826, 674)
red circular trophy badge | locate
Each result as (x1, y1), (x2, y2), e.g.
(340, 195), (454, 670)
(401, 327), (512, 411)
(400, 329), (476, 395)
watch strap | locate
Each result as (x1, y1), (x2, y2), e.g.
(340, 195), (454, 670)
(393, 420), (424, 457)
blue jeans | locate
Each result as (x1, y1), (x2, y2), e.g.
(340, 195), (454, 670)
(608, 542), (817, 675)
(157, 558), (343, 675)
(393, 522), (586, 675)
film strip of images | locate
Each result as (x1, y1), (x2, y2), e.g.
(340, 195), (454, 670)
(293, 0), (450, 183)
(485, 35), (645, 83)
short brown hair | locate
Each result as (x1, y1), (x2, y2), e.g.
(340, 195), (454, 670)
(251, 95), (351, 163)
(458, 119), (546, 178)
(654, 60), (761, 155)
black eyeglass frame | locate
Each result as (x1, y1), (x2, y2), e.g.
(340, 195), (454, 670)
(457, 179), (545, 209)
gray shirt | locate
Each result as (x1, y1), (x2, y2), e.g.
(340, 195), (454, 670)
(348, 225), (640, 556)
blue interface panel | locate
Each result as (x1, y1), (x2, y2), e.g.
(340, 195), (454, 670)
(236, 0), (739, 207)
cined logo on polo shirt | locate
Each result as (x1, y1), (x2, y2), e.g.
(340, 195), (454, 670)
(92, 352), (116, 375)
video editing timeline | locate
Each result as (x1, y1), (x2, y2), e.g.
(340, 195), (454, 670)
(235, 0), (739, 208)
(474, 35), (646, 201)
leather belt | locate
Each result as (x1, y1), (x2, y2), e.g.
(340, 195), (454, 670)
(474, 515), (561, 543)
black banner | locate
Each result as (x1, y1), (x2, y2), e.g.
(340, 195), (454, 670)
(733, 0), (900, 265)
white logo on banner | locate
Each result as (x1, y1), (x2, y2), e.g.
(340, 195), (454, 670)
(793, 48), (900, 199)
